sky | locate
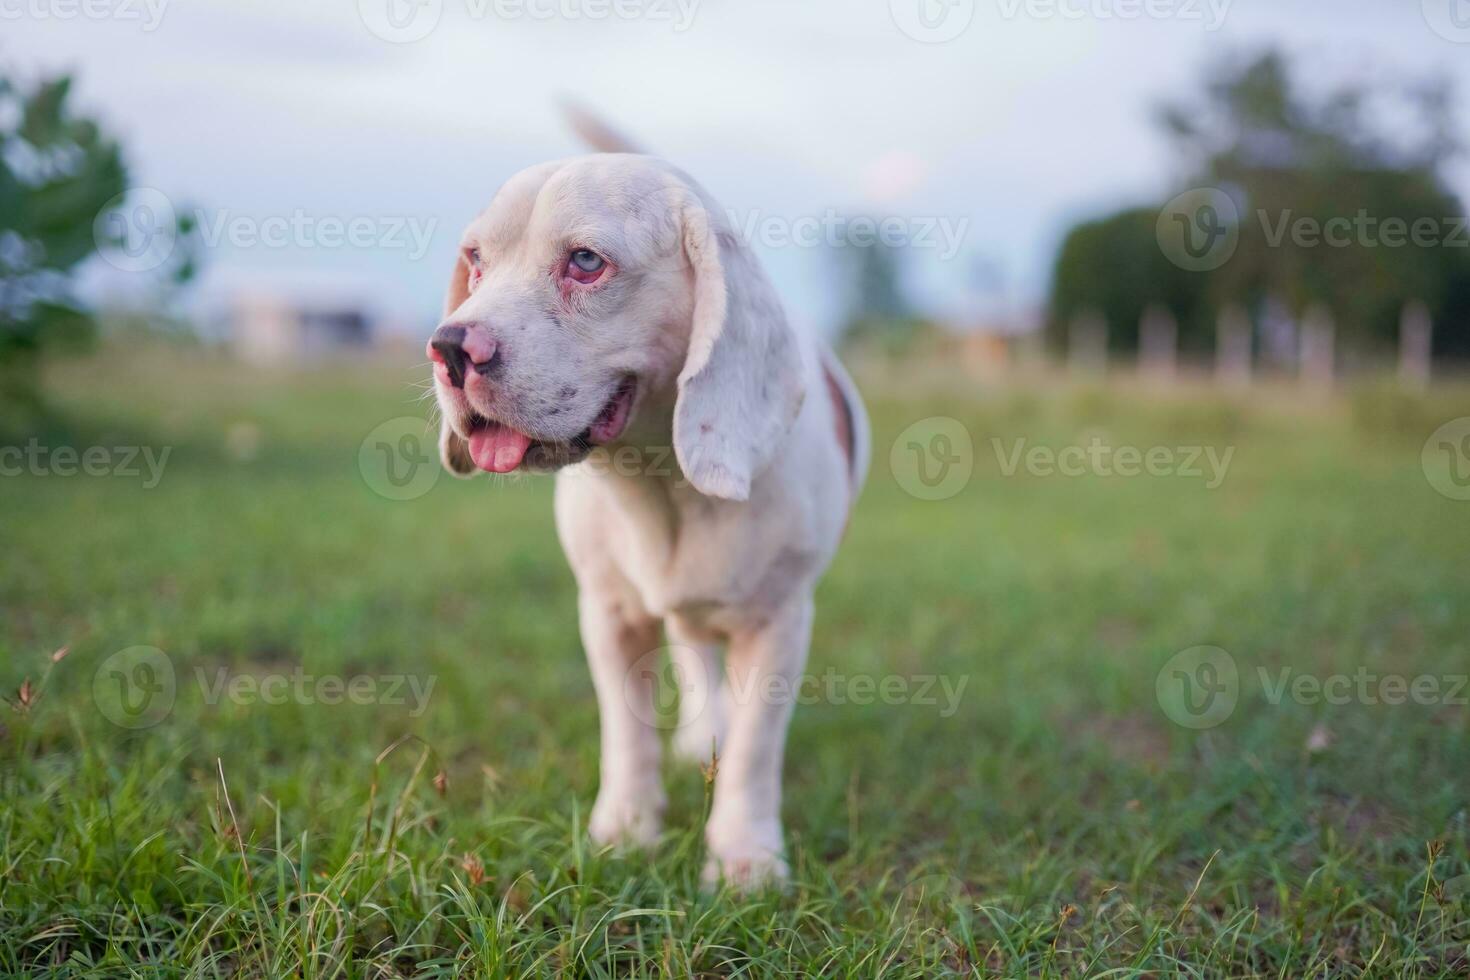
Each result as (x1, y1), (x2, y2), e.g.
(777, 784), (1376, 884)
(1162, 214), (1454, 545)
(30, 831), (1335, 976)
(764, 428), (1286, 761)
(11, 0), (1470, 337)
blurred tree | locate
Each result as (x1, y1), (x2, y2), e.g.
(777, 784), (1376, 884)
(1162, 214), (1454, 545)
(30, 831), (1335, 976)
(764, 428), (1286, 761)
(0, 71), (194, 423)
(1049, 49), (1470, 364)
(833, 221), (924, 354)
(1161, 50), (1469, 356)
(1049, 207), (1211, 356)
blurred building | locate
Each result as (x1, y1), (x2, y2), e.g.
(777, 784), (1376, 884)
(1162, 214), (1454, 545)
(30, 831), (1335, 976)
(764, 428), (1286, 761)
(228, 293), (374, 365)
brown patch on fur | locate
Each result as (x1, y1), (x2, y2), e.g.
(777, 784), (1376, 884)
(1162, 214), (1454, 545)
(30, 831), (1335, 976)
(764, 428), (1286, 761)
(824, 365), (855, 480)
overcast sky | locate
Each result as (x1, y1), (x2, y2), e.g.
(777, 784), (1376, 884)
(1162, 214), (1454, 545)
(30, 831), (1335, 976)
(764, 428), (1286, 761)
(12, 0), (1470, 336)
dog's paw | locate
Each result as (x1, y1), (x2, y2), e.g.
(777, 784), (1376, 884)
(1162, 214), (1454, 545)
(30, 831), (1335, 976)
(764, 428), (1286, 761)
(589, 789), (665, 849)
(700, 848), (790, 892)
(701, 821), (788, 892)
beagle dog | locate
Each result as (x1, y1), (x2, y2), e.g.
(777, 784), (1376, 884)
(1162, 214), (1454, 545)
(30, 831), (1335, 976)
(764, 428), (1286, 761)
(428, 119), (868, 888)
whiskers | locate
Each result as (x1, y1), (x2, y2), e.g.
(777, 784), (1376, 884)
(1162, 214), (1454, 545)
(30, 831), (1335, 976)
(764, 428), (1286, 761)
(404, 368), (441, 419)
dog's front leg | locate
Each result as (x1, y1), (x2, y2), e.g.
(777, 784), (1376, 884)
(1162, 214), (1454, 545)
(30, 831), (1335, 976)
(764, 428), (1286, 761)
(581, 594), (666, 848)
(702, 597), (813, 889)
(665, 615), (728, 765)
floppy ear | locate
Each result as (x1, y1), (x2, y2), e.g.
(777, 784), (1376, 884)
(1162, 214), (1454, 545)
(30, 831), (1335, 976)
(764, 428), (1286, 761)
(672, 203), (806, 501)
(438, 249), (477, 476)
(443, 249), (471, 318)
(439, 420), (476, 477)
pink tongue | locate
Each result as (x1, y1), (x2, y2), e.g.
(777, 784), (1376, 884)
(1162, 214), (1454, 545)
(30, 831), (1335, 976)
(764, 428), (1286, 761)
(468, 425), (533, 473)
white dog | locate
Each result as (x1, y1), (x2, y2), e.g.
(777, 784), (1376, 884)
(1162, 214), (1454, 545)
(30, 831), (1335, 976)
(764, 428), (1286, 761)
(429, 121), (868, 887)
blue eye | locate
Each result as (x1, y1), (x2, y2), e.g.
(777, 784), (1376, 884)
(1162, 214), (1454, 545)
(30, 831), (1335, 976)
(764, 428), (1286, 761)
(571, 249), (604, 273)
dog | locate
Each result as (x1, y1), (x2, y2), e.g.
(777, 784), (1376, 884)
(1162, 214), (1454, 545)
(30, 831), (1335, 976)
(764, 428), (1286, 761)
(428, 114), (869, 888)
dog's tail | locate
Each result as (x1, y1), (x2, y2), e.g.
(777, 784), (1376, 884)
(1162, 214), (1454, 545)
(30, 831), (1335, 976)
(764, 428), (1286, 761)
(560, 101), (644, 154)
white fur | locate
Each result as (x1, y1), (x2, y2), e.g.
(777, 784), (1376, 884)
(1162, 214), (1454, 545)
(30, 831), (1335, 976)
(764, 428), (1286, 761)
(433, 150), (867, 889)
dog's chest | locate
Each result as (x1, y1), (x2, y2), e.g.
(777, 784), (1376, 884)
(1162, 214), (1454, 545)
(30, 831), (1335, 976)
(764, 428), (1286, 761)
(604, 480), (812, 626)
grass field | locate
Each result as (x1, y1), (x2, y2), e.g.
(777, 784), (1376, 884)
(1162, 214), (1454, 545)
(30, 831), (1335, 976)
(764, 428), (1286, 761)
(2, 343), (1470, 976)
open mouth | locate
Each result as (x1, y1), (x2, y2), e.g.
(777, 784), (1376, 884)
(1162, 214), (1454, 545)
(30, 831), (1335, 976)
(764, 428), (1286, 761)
(464, 377), (637, 474)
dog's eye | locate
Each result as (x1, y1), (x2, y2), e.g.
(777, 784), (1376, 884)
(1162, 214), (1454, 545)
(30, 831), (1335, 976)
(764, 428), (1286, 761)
(566, 249), (607, 284)
(463, 246), (485, 291)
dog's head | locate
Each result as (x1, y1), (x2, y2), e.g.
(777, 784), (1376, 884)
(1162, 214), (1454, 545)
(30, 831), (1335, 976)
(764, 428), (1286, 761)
(429, 154), (804, 501)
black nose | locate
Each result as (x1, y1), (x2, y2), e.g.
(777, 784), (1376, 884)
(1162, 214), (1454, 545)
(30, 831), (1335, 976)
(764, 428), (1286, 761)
(430, 325), (468, 389)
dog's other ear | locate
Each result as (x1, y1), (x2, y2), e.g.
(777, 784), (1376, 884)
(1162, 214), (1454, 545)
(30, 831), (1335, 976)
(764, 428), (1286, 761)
(439, 419), (476, 477)
(437, 247), (477, 476)
(672, 201), (805, 501)
(560, 99), (645, 154)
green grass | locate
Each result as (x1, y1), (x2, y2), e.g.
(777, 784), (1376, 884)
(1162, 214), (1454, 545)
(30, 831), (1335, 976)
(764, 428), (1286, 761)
(2, 344), (1469, 976)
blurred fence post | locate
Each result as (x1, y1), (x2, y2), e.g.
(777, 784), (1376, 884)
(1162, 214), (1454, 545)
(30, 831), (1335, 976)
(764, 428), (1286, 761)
(1399, 300), (1432, 389)
(1260, 296), (1297, 374)
(1139, 305), (1178, 382)
(1299, 305), (1336, 390)
(1068, 311), (1107, 378)
(1013, 329), (1046, 376)
(1216, 304), (1252, 388)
